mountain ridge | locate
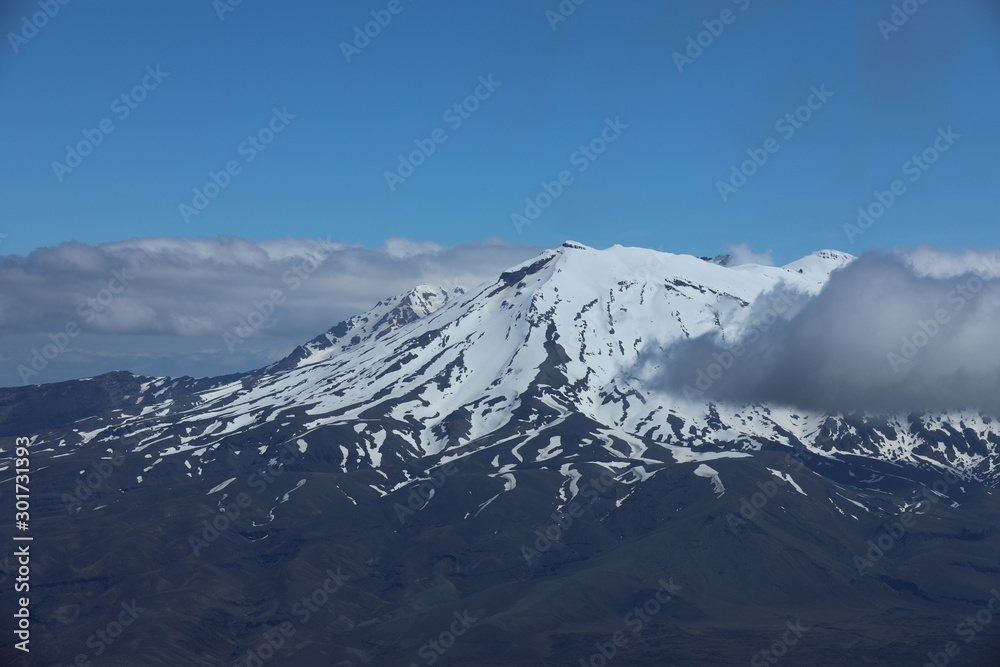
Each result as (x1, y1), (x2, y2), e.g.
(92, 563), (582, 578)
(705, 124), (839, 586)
(3, 242), (1000, 666)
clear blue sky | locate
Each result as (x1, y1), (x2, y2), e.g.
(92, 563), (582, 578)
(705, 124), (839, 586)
(2, 0), (999, 264)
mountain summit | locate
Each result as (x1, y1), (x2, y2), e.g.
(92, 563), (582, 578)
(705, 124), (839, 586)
(3, 243), (999, 666)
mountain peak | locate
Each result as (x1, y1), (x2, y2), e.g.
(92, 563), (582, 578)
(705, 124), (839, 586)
(267, 283), (464, 372)
(699, 254), (734, 267)
(781, 248), (856, 281)
(810, 249), (855, 262)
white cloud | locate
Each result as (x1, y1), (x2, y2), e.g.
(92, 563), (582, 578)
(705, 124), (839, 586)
(0, 235), (542, 337)
(0, 235), (544, 386)
(726, 242), (774, 266)
(653, 248), (1000, 415)
(896, 244), (1000, 279)
(382, 235), (445, 259)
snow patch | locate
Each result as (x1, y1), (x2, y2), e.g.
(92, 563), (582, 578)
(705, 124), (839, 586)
(693, 464), (725, 497)
(208, 477), (236, 494)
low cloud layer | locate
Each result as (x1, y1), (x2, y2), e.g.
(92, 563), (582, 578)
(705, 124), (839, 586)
(0, 235), (542, 387)
(8, 239), (1000, 418)
(0, 235), (542, 337)
(655, 248), (1000, 416)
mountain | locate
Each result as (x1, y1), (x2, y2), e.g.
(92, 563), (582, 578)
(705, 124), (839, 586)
(2, 242), (1000, 666)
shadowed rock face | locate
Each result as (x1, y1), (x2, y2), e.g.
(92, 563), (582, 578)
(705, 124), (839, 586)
(3, 244), (1000, 666)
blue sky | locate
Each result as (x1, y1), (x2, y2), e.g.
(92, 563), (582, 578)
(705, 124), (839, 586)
(3, 0), (999, 264)
(2, 1), (1000, 387)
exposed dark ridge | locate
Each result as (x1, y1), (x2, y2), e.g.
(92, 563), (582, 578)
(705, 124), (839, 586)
(486, 255), (556, 297)
(0, 370), (147, 436)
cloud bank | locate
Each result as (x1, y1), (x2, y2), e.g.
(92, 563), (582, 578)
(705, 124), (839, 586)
(0, 235), (542, 337)
(0, 235), (543, 386)
(654, 247), (1000, 416)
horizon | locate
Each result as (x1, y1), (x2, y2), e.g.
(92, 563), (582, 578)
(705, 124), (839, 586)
(3, 1), (998, 260)
(2, 0), (998, 386)
(2, 235), (996, 391)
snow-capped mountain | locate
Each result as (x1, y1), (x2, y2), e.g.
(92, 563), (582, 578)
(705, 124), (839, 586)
(23, 241), (996, 486)
(3, 242), (999, 667)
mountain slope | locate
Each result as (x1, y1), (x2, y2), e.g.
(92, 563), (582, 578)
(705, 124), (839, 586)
(2, 242), (1000, 666)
